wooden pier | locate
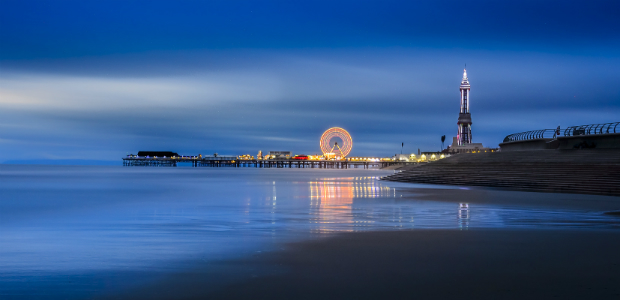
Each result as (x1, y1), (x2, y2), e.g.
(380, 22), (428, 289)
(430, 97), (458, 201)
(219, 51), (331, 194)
(122, 157), (415, 169)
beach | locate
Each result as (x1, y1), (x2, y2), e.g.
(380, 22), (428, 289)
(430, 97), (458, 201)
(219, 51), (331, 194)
(200, 229), (620, 300)
(2, 166), (619, 299)
(110, 187), (620, 300)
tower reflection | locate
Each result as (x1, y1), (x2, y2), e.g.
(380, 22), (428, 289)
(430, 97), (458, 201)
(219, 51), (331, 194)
(458, 203), (470, 229)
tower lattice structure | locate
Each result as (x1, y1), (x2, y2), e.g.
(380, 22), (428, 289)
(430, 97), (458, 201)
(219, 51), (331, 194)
(457, 68), (472, 145)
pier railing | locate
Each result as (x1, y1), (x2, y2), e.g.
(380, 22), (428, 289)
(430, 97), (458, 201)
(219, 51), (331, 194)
(502, 129), (557, 143)
(563, 122), (619, 137)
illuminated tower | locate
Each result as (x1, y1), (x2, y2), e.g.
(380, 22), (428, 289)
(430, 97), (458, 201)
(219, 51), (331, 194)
(457, 68), (472, 145)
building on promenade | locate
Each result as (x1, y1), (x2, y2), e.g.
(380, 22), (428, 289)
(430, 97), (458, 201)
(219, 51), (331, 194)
(448, 68), (492, 153)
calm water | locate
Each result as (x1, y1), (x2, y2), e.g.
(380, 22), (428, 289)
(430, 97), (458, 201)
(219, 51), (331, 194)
(1, 165), (618, 299)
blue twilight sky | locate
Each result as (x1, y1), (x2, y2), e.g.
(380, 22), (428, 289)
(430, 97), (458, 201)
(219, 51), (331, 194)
(1, 0), (619, 163)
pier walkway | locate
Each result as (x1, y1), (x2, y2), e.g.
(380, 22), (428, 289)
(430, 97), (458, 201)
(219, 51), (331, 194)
(123, 157), (415, 169)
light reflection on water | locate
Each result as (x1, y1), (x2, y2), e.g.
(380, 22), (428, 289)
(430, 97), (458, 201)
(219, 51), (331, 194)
(0, 166), (618, 299)
(308, 177), (397, 233)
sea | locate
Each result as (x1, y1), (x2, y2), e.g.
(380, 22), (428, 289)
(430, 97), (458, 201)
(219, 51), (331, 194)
(1, 165), (618, 299)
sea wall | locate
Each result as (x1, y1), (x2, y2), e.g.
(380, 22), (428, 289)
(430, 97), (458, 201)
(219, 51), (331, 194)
(499, 138), (557, 151)
(556, 133), (620, 149)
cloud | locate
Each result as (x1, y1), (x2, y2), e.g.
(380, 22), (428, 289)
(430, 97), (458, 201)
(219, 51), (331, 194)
(0, 72), (283, 111)
(251, 136), (308, 143)
(0, 48), (618, 161)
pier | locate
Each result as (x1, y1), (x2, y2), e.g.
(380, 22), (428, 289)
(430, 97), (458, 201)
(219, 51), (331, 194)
(122, 156), (415, 169)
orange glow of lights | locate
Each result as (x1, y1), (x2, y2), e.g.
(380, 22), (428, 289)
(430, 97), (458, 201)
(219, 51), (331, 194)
(320, 127), (353, 158)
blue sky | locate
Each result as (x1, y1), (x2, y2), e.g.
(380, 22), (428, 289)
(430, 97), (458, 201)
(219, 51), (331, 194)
(1, 0), (619, 163)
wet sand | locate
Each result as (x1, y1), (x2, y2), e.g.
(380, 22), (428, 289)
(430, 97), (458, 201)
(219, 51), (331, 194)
(396, 186), (620, 211)
(116, 229), (620, 300)
(109, 187), (620, 300)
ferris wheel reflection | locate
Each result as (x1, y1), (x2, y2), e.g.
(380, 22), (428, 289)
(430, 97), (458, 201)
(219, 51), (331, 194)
(308, 177), (397, 233)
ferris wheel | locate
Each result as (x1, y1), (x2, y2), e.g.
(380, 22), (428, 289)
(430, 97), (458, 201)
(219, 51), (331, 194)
(320, 127), (353, 158)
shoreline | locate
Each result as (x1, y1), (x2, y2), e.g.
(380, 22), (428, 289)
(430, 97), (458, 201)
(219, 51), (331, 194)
(112, 188), (620, 300)
(393, 185), (620, 211)
(117, 228), (620, 300)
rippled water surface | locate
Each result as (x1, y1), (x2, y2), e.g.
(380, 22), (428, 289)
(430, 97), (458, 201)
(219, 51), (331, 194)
(1, 165), (618, 299)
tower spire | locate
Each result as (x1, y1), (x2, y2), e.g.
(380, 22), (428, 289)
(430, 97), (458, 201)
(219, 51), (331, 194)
(462, 66), (468, 81)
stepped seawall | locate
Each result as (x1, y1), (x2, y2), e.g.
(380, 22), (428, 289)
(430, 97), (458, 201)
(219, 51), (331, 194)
(382, 149), (620, 196)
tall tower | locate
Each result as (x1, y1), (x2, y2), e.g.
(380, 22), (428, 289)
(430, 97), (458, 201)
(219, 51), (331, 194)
(457, 68), (472, 145)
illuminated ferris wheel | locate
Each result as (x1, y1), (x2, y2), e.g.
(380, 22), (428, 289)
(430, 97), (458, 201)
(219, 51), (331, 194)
(320, 127), (353, 158)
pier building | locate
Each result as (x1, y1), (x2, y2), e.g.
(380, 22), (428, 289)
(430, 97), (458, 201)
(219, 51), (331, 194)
(267, 151), (292, 159)
(136, 151), (179, 158)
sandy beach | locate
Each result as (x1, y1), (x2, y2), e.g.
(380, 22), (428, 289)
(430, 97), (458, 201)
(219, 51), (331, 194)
(114, 229), (620, 300)
(111, 187), (620, 300)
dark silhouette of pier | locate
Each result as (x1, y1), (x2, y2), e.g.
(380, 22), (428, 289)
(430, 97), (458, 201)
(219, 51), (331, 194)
(123, 156), (414, 169)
